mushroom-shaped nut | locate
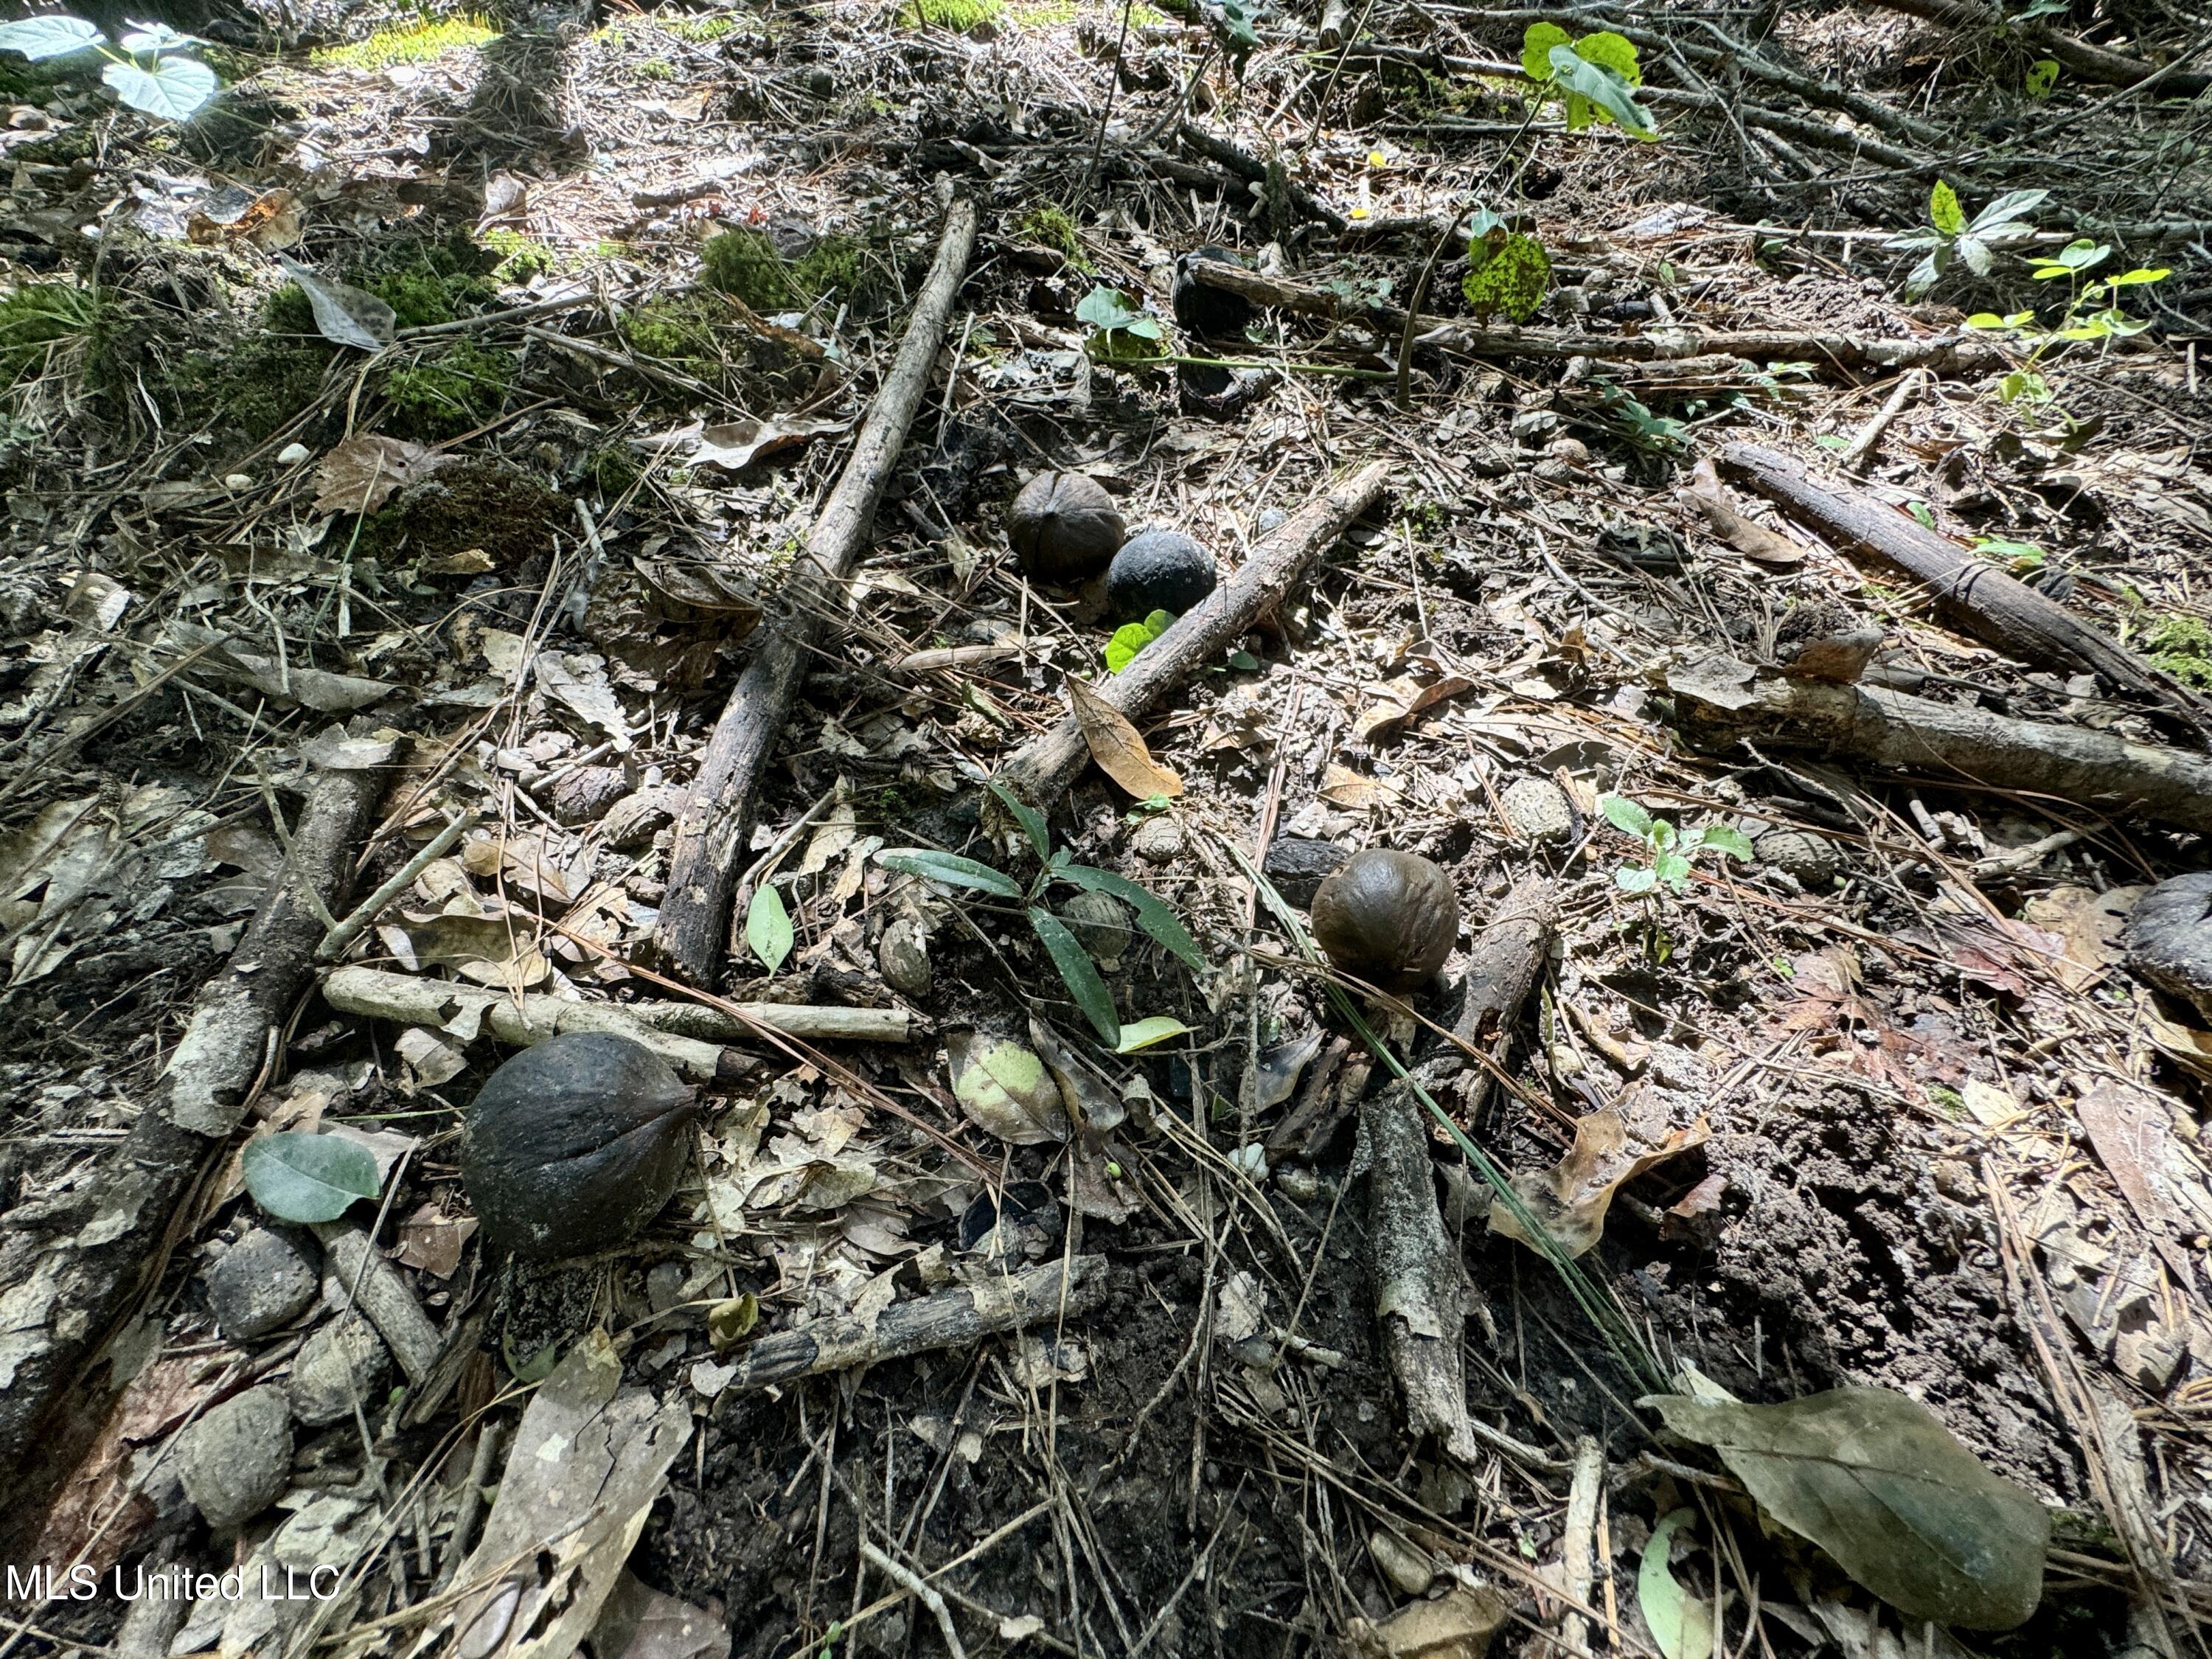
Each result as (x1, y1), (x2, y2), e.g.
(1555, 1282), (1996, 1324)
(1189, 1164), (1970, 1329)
(1006, 471), (1124, 584)
(460, 1033), (699, 1262)
(2124, 872), (2212, 1022)
(1106, 530), (1217, 622)
(1310, 849), (1458, 992)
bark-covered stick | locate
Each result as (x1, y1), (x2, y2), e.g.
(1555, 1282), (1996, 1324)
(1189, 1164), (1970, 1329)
(999, 459), (1394, 803)
(654, 196), (981, 983)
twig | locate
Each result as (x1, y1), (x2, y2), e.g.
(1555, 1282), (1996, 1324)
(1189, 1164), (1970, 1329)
(316, 810), (478, 960)
(1838, 369), (1923, 473)
(859, 1542), (967, 1659)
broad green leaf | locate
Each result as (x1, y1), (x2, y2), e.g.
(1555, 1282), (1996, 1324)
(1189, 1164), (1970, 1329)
(1968, 187), (2048, 232)
(1928, 180), (1965, 237)
(1641, 1385), (2050, 1630)
(1964, 312), (2009, 329)
(0, 15), (104, 59)
(1653, 850), (1691, 890)
(1954, 233), (1990, 276)
(1520, 21), (1571, 80)
(745, 883), (793, 973)
(1106, 615), (1169, 673)
(1052, 863), (1203, 972)
(1228, 649), (1261, 671)
(1115, 1015), (1192, 1053)
(1599, 794), (1654, 840)
(1700, 824), (1755, 861)
(2053, 237), (2108, 271)
(119, 21), (209, 51)
(948, 1030), (1067, 1144)
(1615, 866), (1658, 894)
(1076, 285), (1147, 332)
(1638, 1509), (1716, 1659)
(1572, 30), (1641, 87)
(877, 847), (1024, 899)
(985, 778), (1051, 859)
(243, 1131), (381, 1223)
(103, 55), (218, 119)
(2107, 266), (2169, 287)
(1547, 42), (1657, 137)
(1905, 249), (1941, 298)
(2024, 58), (2058, 98)
(1461, 232), (1551, 324)
(1029, 908), (1120, 1045)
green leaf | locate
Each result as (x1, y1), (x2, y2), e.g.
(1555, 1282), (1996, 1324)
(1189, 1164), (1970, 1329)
(1461, 232), (1551, 324)
(1573, 30), (1641, 87)
(119, 21), (209, 51)
(877, 848), (1025, 898)
(1954, 232), (1991, 276)
(1075, 285), (1147, 332)
(1545, 42), (1657, 138)
(1599, 794), (1655, 841)
(1520, 21), (1571, 80)
(1615, 865), (1658, 894)
(1906, 500), (1936, 529)
(1700, 824), (1755, 861)
(2107, 266), (2169, 287)
(1106, 613), (1172, 673)
(2024, 58), (2058, 97)
(985, 779), (1051, 859)
(1228, 650), (1261, 671)
(2052, 237), (2108, 271)
(1654, 851), (1691, 891)
(1638, 1509), (1717, 1659)
(1115, 1015), (1192, 1053)
(746, 883), (793, 973)
(1928, 180), (1965, 237)
(102, 55), (218, 119)
(1053, 863), (1204, 972)
(0, 15), (104, 59)
(1968, 188), (2048, 232)
(1029, 908), (1120, 1045)
(1904, 249), (1942, 299)
(243, 1132), (382, 1223)
(1641, 1383), (2050, 1630)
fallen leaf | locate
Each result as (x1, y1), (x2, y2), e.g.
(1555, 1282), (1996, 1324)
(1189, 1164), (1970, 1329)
(1344, 1582), (1509, 1659)
(1642, 1375), (2048, 1630)
(1353, 673), (1475, 745)
(1319, 762), (1399, 809)
(2077, 1080), (2191, 1277)
(1068, 678), (1182, 799)
(1680, 457), (1807, 568)
(186, 187), (301, 250)
(2022, 884), (2143, 992)
(692, 414), (849, 471)
(396, 1200), (477, 1278)
(278, 256), (396, 350)
(947, 1030), (1068, 1145)
(1638, 1509), (1717, 1659)
(588, 1572), (729, 1659)
(1490, 1108), (1709, 1258)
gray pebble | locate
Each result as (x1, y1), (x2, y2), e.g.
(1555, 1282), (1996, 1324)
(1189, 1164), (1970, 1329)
(288, 1313), (392, 1428)
(206, 1229), (318, 1340)
(178, 1385), (292, 1531)
(1500, 778), (1575, 844)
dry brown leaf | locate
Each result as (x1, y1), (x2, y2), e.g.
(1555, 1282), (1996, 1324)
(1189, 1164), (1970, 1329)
(395, 1200), (478, 1279)
(1680, 457), (1808, 569)
(693, 414), (849, 471)
(2023, 884), (2144, 992)
(186, 187), (302, 251)
(1068, 677), (1182, 799)
(1490, 1107), (1710, 1258)
(1353, 672), (1476, 745)
(1319, 762), (1399, 809)
(314, 434), (452, 515)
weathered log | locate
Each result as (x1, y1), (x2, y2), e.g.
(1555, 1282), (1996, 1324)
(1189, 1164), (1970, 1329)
(653, 197), (980, 983)
(0, 731), (397, 1545)
(319, 965), (911, 1084)
(714, 1255), (1107, 1399)
(998, 459), (1394, 803)
(1718, 442), (2209, 738)
(1669, 658), (2212, 835)
(1867, 0), (2209, 97)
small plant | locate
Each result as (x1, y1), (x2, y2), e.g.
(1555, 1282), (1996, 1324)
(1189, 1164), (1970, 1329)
(1520, 23), (1658, 139)
(0, 281), (108, 390)
(878, 782), (1203, 1046)
(703, 226), (798, 310)
(1966, 239), (2170, 406)
(0, 14), (218, 119)
(1887, 181), (2047, 299)
(1106, 609), (1175, 672)
(311, 14), (497, 70)
(2024, 58), (2059, 97)
(1018, 204), (1092, 272)
(900, 0), (1004, 32)
(1461, 209), (1552, 326)
(1600, 795), (1753, 895)
(1076, 284), (1166, 364)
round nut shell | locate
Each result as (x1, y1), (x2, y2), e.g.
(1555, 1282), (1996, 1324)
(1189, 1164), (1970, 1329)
(1310, 849), (1457, 992)
(1006, 472), (1124, 584)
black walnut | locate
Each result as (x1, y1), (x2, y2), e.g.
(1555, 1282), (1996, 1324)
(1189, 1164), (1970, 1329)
(1310, 849), (1458, 992)
(1105, 529), (1218, 621)
(1172, 245), (1254, 341)
(460, 1033), (699, 1262)
(1006, 471), (1124, 584)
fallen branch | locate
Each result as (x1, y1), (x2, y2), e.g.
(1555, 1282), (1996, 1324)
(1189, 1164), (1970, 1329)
(998, 460), (1394, 803)
(1718, 442), (2210, 737)
(1175, 122), (1347, 232)
(1868, 0), (2209, 97)
(320, 965), (911, 1082)
(653, 196), (980, 982)
(1669, 658), (2212, 835)
(1186, 260), (2012, 375)
(714, 1256), (1107, 1399)
(1446, 874), (1558, 1112)
(0, 730), (396, 1547)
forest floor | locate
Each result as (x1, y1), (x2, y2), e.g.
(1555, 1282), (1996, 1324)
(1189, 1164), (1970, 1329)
(4, 1), (2212, 1657)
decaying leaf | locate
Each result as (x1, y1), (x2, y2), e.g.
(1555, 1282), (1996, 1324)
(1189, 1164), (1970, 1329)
(186, 187), (301, 251)
(1067, 677), (1182, 799)
(395, 1200), (477, 1278)
(1678, 458), (1807, 568)
(1490, 1108), (1708, 1257)
(1638, 1509), (1717, 1659)
(1344, 1582), (1509, 1659)
(692, 414), (850, 471)
(947, 1029), (1069, 1145)
(1643, 1374), (2049, 1630)
(1353, 672), (1476, 745)
(277, 256), (397, 350)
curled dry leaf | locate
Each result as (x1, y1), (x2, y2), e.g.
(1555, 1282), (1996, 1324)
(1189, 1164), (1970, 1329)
(277, 256), (396, 351)
(1067, 677), (1182, 799)
(1489, 1107), (1709, 1258)
(1679, 457), (1806, 569)
(947, 1029), (1068, 1145)
(692, 414), (851, 471)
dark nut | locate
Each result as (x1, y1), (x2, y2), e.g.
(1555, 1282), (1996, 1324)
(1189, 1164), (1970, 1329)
(2124, 872), (2212, 1021)
(1310, 849), (1457, 991)
(1105, 529), (1217, 621)
(1006, 471), (1124, 584)
(460, 1033), (699, 1262)
(1172, 245), (1254, 341)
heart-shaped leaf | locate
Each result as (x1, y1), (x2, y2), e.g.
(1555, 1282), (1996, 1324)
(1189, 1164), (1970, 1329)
(243, 1130), (382, 1222)
(103, 55), (220, 119)
(0, 15), (104, 59)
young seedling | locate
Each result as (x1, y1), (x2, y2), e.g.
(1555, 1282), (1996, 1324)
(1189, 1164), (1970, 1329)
(1887, 182), (2048, 299)
(1600, 795), (1754, 895)
(0, 14), (219, 119)
(1966, 239), (2171, 406)
(877, 781), (1203, 1047)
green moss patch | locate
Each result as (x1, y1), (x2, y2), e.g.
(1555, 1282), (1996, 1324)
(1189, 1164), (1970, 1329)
(379, 339), (517, 440)
(900, 0), (1003, 31)
(313, 16), (498, 70)
(701, 227), (797, 310)
(2146, 613), (2212, 688)
(358, 460), (566, 571)
(0, 282), (109, 390)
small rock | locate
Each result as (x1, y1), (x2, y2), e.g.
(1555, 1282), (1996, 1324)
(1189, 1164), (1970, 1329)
(276, 442), (312, 465)
(1059, 891), (1131, 969)
(879, 915), (932, 998)
(1131, 815), (1185, 864)
(1276, 1163), (1320, 1203)
(178, 1385), (292, 1531)
(1263, 837), (1348, 906)
(551, 765), (630, 826)
(288, 1313), (393, 1427)
(1368, 1529), (1439, 1597)
(1755, 829), (1840, 887)
(1499, 778), (1573, 844)
(206, 1228), (318, 1340)
(2124, 872), (2212, 1021)
(646, 1260), (686, 1315)
(601, 785), (684, 849)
